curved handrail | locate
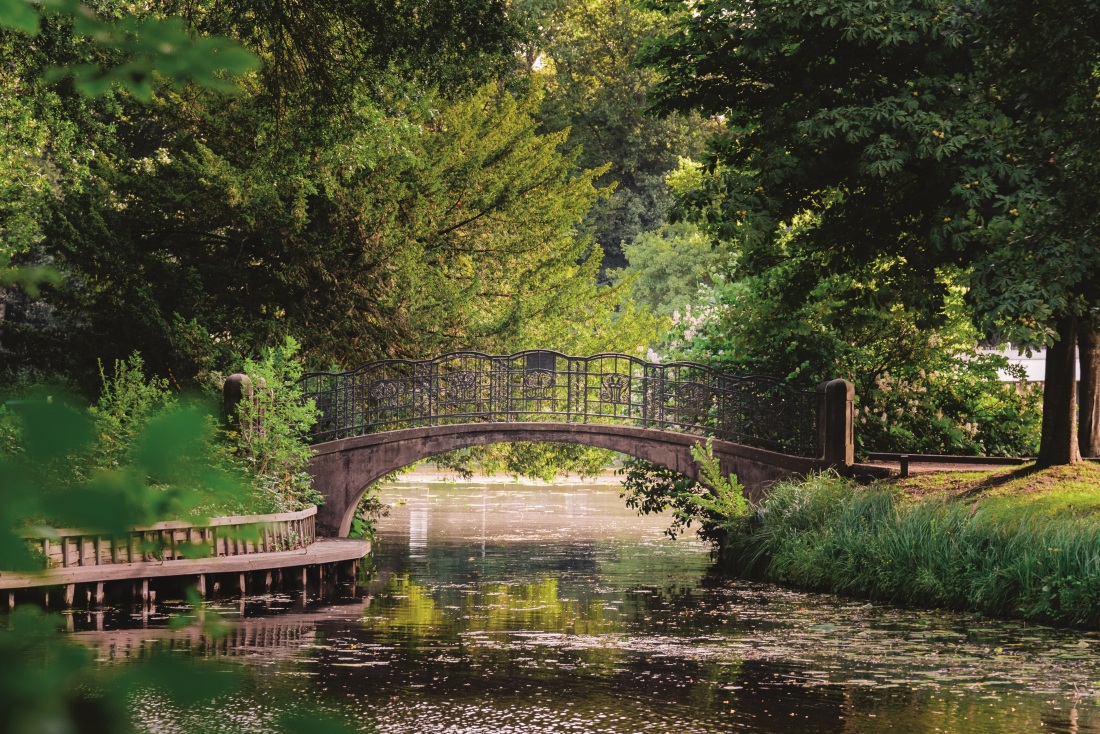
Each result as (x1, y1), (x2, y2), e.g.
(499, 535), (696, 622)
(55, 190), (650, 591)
(297, 351), (820, 457)
(300, 350), (791, 387)
(24, 507), (318, 571)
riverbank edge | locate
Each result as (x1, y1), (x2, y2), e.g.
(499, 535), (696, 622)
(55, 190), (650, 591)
(718, 464), (1100, 629)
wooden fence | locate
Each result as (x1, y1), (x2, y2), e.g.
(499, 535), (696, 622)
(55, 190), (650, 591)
(29, 507), (317, 570)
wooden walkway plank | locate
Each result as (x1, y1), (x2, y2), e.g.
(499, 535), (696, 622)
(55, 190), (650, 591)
(0, 539), (370, 590)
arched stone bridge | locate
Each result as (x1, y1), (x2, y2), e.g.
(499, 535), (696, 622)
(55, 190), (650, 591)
(229, 351), (855, 537)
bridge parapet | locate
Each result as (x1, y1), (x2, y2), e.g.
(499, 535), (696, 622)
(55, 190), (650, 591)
(295, 351), (832, 459)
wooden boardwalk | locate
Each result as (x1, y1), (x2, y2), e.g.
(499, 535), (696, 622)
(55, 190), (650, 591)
(26, 506), (320, 570)
(0, 506), (371, 608)
(0, 538), (369, 590)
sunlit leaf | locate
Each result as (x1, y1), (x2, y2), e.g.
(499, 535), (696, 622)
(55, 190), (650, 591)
(14, 397), (93, 464)
(131, 406), (211, 483)
(0, 0), (39, 34)
(43, 468), (152, 534)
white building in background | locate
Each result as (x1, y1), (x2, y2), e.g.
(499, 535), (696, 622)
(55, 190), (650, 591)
(977, 345), (1080, 383)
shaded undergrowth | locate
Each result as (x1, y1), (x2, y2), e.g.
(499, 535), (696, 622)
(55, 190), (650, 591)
(723, 468), (1100, 628)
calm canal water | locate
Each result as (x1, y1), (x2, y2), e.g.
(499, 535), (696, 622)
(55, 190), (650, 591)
(80, 479), (1100, 733)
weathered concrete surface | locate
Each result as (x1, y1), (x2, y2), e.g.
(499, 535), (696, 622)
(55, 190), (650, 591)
(309, 422), (826, 536)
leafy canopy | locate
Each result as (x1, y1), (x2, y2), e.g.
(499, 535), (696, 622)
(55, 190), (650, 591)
(642, 0), (1100, 346)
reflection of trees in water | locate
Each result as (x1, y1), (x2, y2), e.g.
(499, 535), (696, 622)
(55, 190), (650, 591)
(368, 574), (618, 636)
(69, 588), (1097, 734)
(367, 575), (446, 632)
(364, 574), (629, 674)
(376, 539), (604, 581)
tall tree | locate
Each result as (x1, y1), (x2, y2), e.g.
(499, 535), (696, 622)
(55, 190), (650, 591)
(522, 0), (716, 270)
(38, 83), (636, 379)
(3, 0), (665, 386)
(175, 0), (523, 107)
(1081, 322), (1100, 457)
(0, 0), (258, 356)
(642, 0), (1100, 466)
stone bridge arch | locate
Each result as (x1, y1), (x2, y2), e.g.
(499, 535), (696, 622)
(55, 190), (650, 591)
(309, 422), (828, 537)
(225, 351), (856, 537)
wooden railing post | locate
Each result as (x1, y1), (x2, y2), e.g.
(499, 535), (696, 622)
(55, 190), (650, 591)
(817, 379), (855, 469)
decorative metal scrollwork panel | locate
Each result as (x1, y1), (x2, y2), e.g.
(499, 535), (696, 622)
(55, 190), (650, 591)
(523, 369), (555, 390)
(433, 355), (495, 423)
(298, 350), (820, 456)
(598, 373), (628, 404)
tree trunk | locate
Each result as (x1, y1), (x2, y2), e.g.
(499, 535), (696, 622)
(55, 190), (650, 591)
(1036, 313), (1081, 467)
(1079, 321), (1100, 457)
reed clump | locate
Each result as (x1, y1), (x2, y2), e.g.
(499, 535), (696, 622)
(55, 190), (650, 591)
(722, 466), (1100, 628)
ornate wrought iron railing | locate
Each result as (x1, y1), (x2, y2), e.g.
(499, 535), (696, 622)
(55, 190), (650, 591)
(296, 351), (821, 457)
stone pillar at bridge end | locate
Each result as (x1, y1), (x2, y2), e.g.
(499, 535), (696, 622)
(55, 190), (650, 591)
(817, 379), (855, 469)
(223, 373), (252, 424)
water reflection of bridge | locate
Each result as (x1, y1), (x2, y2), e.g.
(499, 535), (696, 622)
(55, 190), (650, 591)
(235, 352), (856, 535)
(73, 600), (369, 662)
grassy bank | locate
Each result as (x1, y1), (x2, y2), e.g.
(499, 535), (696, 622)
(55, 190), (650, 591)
(722, 464), (1100, 628)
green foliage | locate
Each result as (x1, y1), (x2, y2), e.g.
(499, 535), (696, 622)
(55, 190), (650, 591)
(525, 0), (717, 267)
(225, 337), (320, 512)
(0, 0), (258, 375)
(88, 353), (174, 470)
(620, 439), (749, 545)
(0, 390), (241, 561)
(81, 353), (263, 517)
(24, 81), (643, 378)
(0, 31), (92, 358)
(0, 607), (123, 733)
(343, 469), (400, 543)
(660, 261), (1043, 457)
(689, 438), (748, 518)
(349, 480), (391, 542)
(5, 353), (290, 520)
(642, 0), (1100, 463)
(0, 0), (647, 499)
(435, 442), (613, 482)
(9, 354), (261, 518)
(0, 375), (363, 734)
(856, 352), (1043, 457)
(3, 2), (648, 385)
(632, 1), (1050, 459)
(642, 0), (1064, 312)
(0, 0), (259, 99)
(0, 603), (242, 732)
(725, 473), (1100, 627)
(609, 221), (725, 317)
(188, 0), (522, 107)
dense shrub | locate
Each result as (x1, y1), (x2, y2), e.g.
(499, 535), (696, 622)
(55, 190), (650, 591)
(222, 337), (321, 512)
(724, 475), (1100, 628)
(88, 353), (175, 471)
(2, 344), (323, 520)
(658, 262), (1044, 459)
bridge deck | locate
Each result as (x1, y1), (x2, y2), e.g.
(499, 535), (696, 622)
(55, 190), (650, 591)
(0, 538), (370, 590)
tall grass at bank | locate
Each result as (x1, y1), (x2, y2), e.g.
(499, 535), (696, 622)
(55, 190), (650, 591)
(723, 474), (1100, 627)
